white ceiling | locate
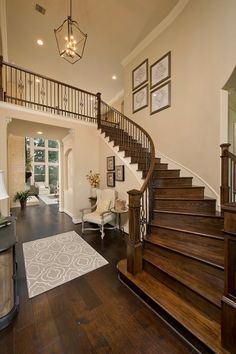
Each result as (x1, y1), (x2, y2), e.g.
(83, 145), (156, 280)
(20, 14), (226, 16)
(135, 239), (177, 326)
(6, 0), (178, 102)
(8, 119), (69, 140)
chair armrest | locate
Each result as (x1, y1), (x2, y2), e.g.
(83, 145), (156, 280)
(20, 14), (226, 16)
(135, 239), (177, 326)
(80, 205), (96, 213)
(100, 210), (112, 217)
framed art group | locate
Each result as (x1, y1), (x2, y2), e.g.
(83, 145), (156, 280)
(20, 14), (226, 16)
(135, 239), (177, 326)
(132, 52), (171, 115)
(106, 156), (125, 187)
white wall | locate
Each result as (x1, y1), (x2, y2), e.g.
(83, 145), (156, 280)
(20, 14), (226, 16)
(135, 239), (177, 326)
(123, 0), (236, 196)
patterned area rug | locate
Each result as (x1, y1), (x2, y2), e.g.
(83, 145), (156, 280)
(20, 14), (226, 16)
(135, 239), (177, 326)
(23, 231), (108, 298)
(39, 194), (58, 205)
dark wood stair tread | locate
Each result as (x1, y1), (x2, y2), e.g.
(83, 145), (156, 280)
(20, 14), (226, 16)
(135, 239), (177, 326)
(145, 233), (224, 269)
(154, 209), (223, 217)
(153, 186), (204, 190)
(149, 222), (225, 239)
(154, 196), (216, 201)
(143, 249), (224, 307)
(118, 259), (228, 354)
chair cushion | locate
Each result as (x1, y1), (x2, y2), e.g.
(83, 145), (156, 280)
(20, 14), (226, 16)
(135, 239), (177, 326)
(84, 212), (114, 225)
(96, 199), (111, 215)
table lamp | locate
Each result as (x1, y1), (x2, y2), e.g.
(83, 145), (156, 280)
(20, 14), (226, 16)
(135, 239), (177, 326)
(0, 170), (9, 225)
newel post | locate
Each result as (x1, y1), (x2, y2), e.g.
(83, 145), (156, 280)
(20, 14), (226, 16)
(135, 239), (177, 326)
(221, 204), (236, 352)
(127, 189), (143, 275)
(96, 92), (101, 129)
(0, 56), (4, 101)
(220, 143), (231, 205)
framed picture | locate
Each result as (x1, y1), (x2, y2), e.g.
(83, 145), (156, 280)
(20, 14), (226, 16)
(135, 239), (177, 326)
(115, 165), (125, 181)
(150, 51), (171, 89)
(107, 172), (115, 187)
(150, 81), (171, 115)
(107, 156), (115, 171)
(133, 84), (148, 113)
(132, 59), (148, 91)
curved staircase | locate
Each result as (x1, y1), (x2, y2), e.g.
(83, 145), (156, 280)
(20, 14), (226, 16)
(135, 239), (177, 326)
(99, 117), (227, 353)
(1, 59), (236, 353)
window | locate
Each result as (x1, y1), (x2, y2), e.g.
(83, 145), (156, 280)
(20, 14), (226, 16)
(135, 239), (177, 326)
(48, 140), (58, 148)
(48, 151), (58, 163)
(26, 137), (59, 189)
(34, 165), (45, 182)
(34, 149), (45, 162)
(49, 166), (59, 187)
(34, 138), (45, 147)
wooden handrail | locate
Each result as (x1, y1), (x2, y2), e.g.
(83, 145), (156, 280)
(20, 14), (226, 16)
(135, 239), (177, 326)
(1, 60), (97, 122)
(100, 101), (156, 274)
(2, 60), (97, 97)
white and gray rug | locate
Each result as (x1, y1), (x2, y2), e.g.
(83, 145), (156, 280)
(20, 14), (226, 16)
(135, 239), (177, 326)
(23, 231), (108, 298)
(39, 194), (58, 205)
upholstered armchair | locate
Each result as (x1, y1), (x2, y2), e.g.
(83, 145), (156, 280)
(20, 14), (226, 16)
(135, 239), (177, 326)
(81, 189), (117, 239)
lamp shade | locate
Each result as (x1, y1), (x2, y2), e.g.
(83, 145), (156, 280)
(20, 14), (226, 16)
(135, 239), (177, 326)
(0, 170), (9, 200)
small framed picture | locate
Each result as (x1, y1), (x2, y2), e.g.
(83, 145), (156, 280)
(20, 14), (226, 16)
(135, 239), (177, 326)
(133, 84), (148, 113)
(107, 156), (115, 171)
(150, 51), (171, 89)
(115, 165), (125, 181)
(132, 59), (148, 91)
(150, 81), (171, 115)
(107, 172), (115, 187)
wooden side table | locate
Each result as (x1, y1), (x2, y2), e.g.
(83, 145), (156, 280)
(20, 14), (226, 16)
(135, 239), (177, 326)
(0, 218), (19, 331)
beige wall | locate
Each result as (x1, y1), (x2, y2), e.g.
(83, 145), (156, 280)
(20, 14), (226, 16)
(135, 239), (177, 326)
(123, 0), (236, 195)
(8, 135), (25, 207)
(62, 125), (100, 222)
(98, 137), (140, 231)
(0, 116), (10, 216)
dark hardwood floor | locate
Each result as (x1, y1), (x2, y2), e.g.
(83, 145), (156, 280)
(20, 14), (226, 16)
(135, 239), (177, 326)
(0, 202), (194, 354)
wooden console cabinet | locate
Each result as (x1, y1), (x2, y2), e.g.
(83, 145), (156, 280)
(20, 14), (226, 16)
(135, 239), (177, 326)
(0, 219), (19, 330)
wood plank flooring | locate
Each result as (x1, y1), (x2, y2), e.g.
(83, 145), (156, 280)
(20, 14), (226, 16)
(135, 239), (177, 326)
(0, 203), (194, 354)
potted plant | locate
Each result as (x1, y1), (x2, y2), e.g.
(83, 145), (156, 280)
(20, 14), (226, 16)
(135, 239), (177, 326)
(13, 190), (31, 209)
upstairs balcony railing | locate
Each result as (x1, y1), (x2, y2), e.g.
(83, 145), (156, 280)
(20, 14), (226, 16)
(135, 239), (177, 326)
(0, 57), (156, 275)
(0, 56), (97, 122)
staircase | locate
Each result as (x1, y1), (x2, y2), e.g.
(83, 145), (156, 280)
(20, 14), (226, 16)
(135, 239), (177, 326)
(1, 59), (236, 353)
(99, 121), (227, 352)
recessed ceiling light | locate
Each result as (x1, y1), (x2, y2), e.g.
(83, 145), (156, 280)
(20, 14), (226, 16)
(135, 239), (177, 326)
(37, 39), (44, 46)
(37, 131), (43, 135)
(112, 75), (117, 80)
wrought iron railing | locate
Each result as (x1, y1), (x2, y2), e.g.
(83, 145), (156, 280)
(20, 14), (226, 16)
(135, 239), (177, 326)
(100, 101), (156, 274)
(0, 57), (97, 122)
(221, 143), (236, 204)
(0, 58), (156, 275)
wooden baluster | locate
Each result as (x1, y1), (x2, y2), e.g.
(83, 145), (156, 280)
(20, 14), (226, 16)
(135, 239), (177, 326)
(0, 56), (4, 101)
(97, 92), (101, 129)
(127, 189), (143, 275)
(220, 143), (231, 205)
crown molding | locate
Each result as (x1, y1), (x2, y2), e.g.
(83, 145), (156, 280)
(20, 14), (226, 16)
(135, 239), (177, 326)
(122, 0), (190, 67)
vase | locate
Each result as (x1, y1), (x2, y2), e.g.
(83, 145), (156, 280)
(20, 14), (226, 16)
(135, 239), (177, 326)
(20, 200), (27, 209)
(91, 188), (97, 198)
